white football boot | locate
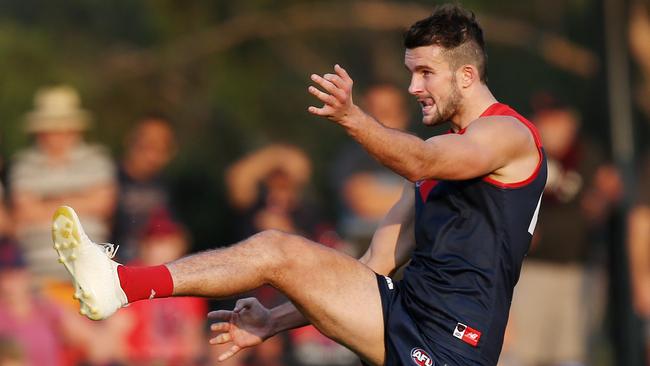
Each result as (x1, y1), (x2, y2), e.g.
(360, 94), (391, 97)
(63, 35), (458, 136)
(51, 206), (127, 320)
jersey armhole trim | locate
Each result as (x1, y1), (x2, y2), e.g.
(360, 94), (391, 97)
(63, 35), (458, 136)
(482, 147), (542, 189)
(481, 107), (544, 189)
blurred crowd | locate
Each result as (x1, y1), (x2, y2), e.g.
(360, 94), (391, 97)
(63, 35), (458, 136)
(1, 7), (650, 366)
(0, 82), (397, 366)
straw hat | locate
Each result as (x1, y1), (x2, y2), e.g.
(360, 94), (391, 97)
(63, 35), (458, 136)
(24, 85), (92, 133)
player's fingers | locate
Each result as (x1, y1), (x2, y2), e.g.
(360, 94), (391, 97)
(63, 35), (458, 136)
(234, 297), (256, 312)
(308, 85), (337, 106)
(209, 332), (232, 345)
(218, 345), (242, 362)
(323, 73), (346, 89)
(307, 105), (330, 116)
(334, 64), (353, 86)
(310, 74), (346, 100)
(210, 322), (231, 332)
(207, 310), (233, 321)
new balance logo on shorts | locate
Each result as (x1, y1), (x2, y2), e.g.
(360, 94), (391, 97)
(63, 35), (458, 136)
(410, 347), (434, 366)
(453, 322), (481, 347)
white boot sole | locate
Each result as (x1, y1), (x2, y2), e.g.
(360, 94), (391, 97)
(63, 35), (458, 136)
(52, 206), (104, 320)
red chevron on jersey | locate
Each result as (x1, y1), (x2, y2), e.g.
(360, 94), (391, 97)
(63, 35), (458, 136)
(416, 179), (438, 202)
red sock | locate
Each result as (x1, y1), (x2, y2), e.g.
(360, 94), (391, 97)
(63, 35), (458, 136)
(117, 265), (174, 303)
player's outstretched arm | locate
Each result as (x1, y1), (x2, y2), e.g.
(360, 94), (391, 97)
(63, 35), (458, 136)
(308, 65), (537, 182)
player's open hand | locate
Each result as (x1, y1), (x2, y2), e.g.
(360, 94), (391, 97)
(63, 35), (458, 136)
(308, 64), (358, 124)
(208, 297), (273, 362)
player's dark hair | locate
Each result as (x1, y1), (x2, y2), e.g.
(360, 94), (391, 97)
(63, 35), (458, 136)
(404, 4), (488, 83)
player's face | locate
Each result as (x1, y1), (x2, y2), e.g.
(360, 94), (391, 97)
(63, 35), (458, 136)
(405, 45), (462, 126)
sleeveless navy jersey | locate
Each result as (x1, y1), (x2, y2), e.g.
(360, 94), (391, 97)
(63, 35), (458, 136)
(400, 103), (547, 365)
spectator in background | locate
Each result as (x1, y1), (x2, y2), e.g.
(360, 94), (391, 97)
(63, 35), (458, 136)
(9, 85), (116, 290)
(330, 84), (408, 256)
(120, 210), (207, 366)
(224, 144), (313, 366)
(112, 116), (177, 262)
(225, 144), (356, 366)
(226, 144), (321, 240)
(503, 97), (622, 366)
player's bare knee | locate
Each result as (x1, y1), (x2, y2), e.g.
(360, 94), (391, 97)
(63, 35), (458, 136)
(251, 229), (289, 250)
(253, 230), (313, 282)
(249, 229), (295, 266)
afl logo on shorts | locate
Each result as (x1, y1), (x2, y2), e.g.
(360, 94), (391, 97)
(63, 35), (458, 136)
(410, 348), (434, 366)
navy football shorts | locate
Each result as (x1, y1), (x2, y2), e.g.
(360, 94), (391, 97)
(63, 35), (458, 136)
(373, 273), (479, 366)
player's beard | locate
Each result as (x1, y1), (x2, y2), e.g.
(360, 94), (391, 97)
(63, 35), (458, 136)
(430, 76), (462, 125)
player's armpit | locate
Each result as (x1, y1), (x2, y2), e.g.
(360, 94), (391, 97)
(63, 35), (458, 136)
(360, 181), (415, 276)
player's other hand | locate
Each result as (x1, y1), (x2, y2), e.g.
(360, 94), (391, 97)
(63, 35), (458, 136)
(308, 64), (360, 124)
(208, 297), (273, 362)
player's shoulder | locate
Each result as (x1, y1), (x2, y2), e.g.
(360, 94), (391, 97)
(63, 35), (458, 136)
(466, 115), (531, 138)
(465, 116), (537, 156)
(471, 114), (522, 128)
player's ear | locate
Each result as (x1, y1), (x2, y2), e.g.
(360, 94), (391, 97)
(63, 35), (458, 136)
(458, 64), (478, 89)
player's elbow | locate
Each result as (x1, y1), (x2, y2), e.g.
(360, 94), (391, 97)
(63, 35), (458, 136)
(400, 159), (434, 182)
(402, 171), (424, 183)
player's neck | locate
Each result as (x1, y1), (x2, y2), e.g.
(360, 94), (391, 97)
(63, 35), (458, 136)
(450, 86), (497, 132)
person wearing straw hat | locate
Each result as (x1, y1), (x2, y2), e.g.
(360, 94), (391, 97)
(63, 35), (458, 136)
(9, 85), (116, 287)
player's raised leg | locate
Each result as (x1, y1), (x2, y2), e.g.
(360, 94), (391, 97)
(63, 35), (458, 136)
(52, 206), (386, 365)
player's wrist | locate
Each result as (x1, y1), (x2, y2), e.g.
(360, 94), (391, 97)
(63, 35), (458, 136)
(339, 105), (367, 133)
(268, 302), (308, 336)
(267, 305), (285, 337)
